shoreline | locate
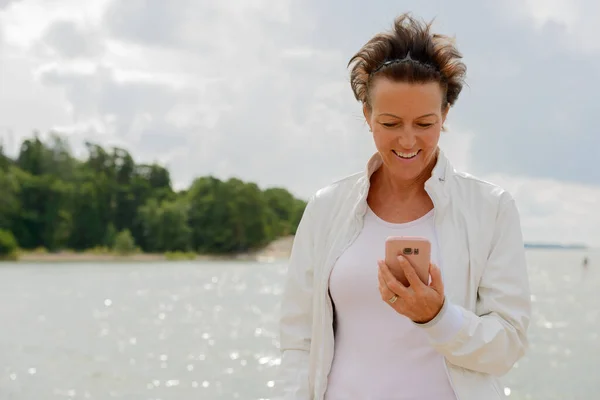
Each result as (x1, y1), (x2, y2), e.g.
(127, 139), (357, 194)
(9, 236), (296, 263)
(10, 238), (588, 263)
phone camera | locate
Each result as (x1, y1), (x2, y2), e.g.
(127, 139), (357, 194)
(402, 247), (413, 255)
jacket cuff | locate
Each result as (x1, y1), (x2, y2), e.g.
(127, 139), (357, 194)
(413, 297), (464, 343)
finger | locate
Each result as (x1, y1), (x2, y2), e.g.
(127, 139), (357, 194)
(377, 262), (406, 305)
(397, 255), (426, 290)
(429, 263), (445, 295)
(378, 260), (409, 297)
(377, 264), (395, 300)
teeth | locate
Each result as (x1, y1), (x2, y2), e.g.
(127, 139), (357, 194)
(394, 150), (419, 159)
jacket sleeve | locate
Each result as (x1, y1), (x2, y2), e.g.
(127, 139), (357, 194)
(277, 197), (316, 399)
(419, 194), (532, 376)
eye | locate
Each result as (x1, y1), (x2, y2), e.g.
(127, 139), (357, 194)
(417, 123), (433, 128)
(381, 123), (396, 128)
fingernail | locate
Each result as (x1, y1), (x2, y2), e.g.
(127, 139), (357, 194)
(397, 255), (404, 262)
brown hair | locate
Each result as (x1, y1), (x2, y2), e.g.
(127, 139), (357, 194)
(348, 13), (466, 109)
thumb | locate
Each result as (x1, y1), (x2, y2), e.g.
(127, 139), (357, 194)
(429, 263), (444, 294)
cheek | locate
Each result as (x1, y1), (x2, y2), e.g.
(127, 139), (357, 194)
(371, 129), (389, 149)
(420, 129), (441, 149)
(372, 130), (400, 153)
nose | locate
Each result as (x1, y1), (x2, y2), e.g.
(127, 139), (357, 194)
(396, 128), (416, 149)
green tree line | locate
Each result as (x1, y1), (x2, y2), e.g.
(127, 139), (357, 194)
(0, 133), (306, 257)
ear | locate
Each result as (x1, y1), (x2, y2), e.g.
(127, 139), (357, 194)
(363, 103), (372, 131)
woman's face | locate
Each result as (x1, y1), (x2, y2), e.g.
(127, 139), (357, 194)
(364, 79), (448, 182)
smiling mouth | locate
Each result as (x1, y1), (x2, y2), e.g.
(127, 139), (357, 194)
(393, 149), (421, 159)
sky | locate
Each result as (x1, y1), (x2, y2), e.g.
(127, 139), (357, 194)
(0, 0), (599, 246)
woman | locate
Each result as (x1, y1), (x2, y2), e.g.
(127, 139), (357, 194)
(278, 13), (531, 400)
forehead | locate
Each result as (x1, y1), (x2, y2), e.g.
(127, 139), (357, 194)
(369, 79), (444, 115)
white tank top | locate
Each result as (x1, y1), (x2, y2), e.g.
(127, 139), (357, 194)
(325, 207), (457, 400)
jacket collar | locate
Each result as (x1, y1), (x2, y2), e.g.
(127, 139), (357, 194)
(353, 147), (453, 216)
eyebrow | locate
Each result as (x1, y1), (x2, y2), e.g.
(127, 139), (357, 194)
(378, 113), (438, 119)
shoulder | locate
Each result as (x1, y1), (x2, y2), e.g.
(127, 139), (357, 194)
(437, 150), (515, 210)
(307, 171), (365, 211)
(449, 169), (515, 208)
(447, 169), (524, 261)
(297, 171), (365, 248)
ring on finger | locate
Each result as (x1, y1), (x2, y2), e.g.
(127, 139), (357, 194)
(388, 294), (398, 304)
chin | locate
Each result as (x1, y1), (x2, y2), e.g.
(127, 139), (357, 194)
(392, 168), (423, 181)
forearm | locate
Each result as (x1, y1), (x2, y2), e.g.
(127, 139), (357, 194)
(420, 301), (529, 376)
(277, 349), (311, 399)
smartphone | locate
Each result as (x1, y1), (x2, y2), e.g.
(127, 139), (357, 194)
(384, 236), (431, 287)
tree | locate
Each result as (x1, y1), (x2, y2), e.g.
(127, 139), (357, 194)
(0, 142), (12, 171)
(263, 187), (301, 236)
(138, 198), (191, 252)
(0, 132), (307, 255)
(0, 229), (18, 260)
(187, 177), (237, 253)
(114, 229), (136, 255)
(11, 169), (72, 250)
(228, 179), (272, 250)
(17, 136), (46, 176)
(68, 177), (111, 250)
(0, 167), (20, 231)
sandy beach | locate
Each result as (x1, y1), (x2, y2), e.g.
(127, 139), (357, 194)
(14, 236), (296, 263)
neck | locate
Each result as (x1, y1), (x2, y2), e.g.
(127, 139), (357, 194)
(372, 150), (438, 202)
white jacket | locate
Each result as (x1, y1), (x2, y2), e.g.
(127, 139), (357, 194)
(278, 150), (531, 400)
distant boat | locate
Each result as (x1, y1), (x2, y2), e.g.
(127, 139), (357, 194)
(524, 243), (588, 250)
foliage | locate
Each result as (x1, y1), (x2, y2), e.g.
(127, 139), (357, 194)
(84, 246), (112, 255)
(0, 133), (307, 255)
(165, 251), (197, 261)
(0, 228), (18, 260)
(113, 229), (137, 255)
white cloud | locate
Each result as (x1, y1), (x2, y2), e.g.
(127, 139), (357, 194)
(0, 0), (21, 10)
(522, 0), (578, 28)
(442, 130), (600, 247)
(506, 0), (600, 54)
(0, 0), (109, 48)
(0, 48), (72, 153)
(0, 0), (599, 246)
(485, 173), (600, 247)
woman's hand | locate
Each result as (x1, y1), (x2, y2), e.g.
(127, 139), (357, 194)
(377, 255), (445, 323)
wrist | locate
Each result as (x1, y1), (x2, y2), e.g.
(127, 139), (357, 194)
(413, 298), (465, 344)
(413, 297), (445, 324)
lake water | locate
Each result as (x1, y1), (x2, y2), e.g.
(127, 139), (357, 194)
(0, 249), (598, 400)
